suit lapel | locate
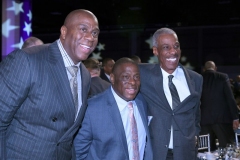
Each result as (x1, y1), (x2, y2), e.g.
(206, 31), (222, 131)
(75, 64), (90, 122)
(135, 96), (148, 134)
(151, 64), (172, 111)
(107, 89), (129, 158)
(173, 65), (198, 113)
(47, 41), (75, 124)
(180, 64), (195, 94)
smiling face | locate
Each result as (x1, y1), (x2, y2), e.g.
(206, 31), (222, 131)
(110, 62), (140, 101)
(60, 10), (99, 64)
(153, 33), (181, 74)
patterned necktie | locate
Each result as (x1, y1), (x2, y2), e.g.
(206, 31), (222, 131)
(67, 66), (79, 115)
(128, 102), (140, 160)
(168, 75), (180, 110)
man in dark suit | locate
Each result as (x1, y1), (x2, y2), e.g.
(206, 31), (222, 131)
(100, 57), (115, 83)
(200, 61), (239, 150)
(139, 28), (202, 160)
(83, 58), (111, 98)
(0, 9), (99, 160)
(74, 58), (153, 160)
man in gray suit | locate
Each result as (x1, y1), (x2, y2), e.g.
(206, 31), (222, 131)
(139, 28), (203, 160)
(74, 58), (153, 160)
(0, 9), (99, 160)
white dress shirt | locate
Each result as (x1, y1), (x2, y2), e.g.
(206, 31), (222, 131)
(57, 39), (82, 120)
(111, 87), (146, 160)
(161, 66), (190, 149)
(105, 73), (110, 81)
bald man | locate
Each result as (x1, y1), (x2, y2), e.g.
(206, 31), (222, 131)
(74, 58), (153, 160)
(0, 9), (99, 160)
(200, 61), (239, 151)
(22, 36), (44, 49)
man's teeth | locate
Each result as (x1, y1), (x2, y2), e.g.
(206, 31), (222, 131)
(127, 89), (135, 93)
(81, 44), (90, 49)
(166, 58), (176, 62)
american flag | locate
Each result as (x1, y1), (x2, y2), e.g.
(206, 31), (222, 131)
(2, 0), (32, 59)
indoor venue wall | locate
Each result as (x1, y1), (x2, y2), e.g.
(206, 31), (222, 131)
(34, 25), (240, 77)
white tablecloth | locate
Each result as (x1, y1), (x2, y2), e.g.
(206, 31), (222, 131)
(197, 151), (240, 160)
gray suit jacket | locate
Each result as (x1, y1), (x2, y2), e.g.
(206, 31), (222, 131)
(74, 87), (153, 160)
(0, 41), (90, 160)
(88, 76), (111, 98)
(139, 63), (202, 160)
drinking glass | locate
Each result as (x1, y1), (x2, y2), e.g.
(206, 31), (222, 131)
(215, 139), (219, 149)
(217, 147), (226, 159)
(226, 143), (234, 159)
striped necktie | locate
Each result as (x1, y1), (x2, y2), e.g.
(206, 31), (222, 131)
(168, 75), (180, 110)
(67, 66), (79, 115)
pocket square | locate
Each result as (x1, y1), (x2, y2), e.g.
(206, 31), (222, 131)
(148, 116), (153, 126)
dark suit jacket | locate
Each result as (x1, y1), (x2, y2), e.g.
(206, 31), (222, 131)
(0, 41), (90, 160)
(200, 70), (239, 125)
(88, 76), (111, 98)
(100, 69), (111, 83)
(139, 63), (202, 160)
(74, 88), (153, 160)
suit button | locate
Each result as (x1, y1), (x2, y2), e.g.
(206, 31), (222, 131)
(168, 129), (171, 132)
(52, 117), (57, 122)
(165, 145), (168, 148)
(172, 113), (174, 116)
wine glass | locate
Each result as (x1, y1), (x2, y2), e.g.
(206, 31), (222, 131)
(226, 143), (234, 159)
(217, 147), (226, 159)
(215, 139), (219, 149)
(233, 143), (240, 158)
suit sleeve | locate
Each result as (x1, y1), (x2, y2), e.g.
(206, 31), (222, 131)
(195, 75), (203, 136)
(223, 74), (239, 120)
(74, 108), (93, 160)
(0, 50), (31, 159)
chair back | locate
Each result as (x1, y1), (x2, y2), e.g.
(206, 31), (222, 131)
(198, 134), (210, 152)
(235, 129), (240, 146)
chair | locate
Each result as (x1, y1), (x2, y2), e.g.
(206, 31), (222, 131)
(235, 129), (240, 146)
(198, 134), (210, 152)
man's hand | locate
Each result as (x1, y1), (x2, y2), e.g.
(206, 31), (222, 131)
(195, 136), (198, 146)
(233, 119), (239, 130)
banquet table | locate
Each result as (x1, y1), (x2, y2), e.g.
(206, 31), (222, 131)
(197, 128), (240, 159)
(198, 149), (240, 160)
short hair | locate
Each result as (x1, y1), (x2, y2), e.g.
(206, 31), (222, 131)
(152, 28), (177, 47)
(22, 37), (44, 49)
(83, 58), (100, 71)
(130, 55), (141, 63)
(112, 57), (138, 74)
(102, 58), (114, 67)
(204, 61), (216, 71)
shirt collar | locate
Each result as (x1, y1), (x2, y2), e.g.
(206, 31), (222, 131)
(161, 66), (181, 80)
(57, 39), (81, 67)
(111, 86), (135, 112)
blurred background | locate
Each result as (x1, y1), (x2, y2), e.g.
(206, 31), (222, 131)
(1, 0), (240, 77)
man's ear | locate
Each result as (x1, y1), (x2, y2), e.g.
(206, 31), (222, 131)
(110, 73), (114, 84)
(153, 47), (158, 56)
(60, 26), (67, 40)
